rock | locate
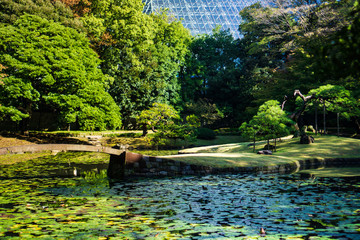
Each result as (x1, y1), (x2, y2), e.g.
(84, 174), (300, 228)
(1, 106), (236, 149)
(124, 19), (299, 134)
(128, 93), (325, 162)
(300, 135), (314, 144)
(263, 144), (275, 150)
(257, 150), (272, 155)
(259, 227), (266, 237)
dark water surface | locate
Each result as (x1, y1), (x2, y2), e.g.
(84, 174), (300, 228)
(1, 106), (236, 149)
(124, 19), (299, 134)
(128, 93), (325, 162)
(0, 154), (360, 239)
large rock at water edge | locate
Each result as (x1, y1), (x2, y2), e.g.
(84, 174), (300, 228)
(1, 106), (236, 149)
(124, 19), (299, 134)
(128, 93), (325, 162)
(300, 135), (314, 144)
(257, 150), (272, 155)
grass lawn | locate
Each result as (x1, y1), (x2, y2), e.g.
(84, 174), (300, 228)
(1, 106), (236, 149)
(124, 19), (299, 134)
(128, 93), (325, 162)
(162, 135), (360, 168)
(0, 152), (52, 165)
(2, 133), (360, 171)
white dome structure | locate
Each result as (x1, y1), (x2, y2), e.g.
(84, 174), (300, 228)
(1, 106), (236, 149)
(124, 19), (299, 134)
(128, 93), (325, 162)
(143, 0), (266, 38)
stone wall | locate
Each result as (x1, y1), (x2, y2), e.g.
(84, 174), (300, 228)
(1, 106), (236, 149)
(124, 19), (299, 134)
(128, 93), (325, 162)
(119, 152), (360, 178)
(124, 155), (297, 177)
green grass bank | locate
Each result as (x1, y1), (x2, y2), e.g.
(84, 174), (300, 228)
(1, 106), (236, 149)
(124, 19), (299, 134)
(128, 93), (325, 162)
(1, 133), (360, 176)
(162, 135), (360, 169)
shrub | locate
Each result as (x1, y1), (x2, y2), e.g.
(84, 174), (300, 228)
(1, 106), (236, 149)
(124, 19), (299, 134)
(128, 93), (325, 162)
(196, 128), (216, 140)
(214, 128), (240, 135)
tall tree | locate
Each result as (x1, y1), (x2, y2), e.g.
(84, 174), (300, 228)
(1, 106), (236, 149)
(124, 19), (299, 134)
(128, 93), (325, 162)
(181, 27), (251, 126)
(307, 84), (360, 134)
(0, 0), (83, 30)
(320, 0), (360, 93)
(238, 0), (354, 112)
(73, 0), (191, 126)
(136, 102), (180, 136)
(0, 64), (29, 122)
(0, 14), (121, 131)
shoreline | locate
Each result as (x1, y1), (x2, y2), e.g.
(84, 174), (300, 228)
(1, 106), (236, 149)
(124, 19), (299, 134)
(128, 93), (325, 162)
(120, 152), (360, 178)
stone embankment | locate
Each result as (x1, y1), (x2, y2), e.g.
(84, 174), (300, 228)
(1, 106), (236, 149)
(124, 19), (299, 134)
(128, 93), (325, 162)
(1, 144), (359, 178)
(115, 152), (360, 178)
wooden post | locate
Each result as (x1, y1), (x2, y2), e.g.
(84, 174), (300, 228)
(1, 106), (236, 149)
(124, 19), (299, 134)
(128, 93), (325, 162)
(274, 138), (277, 152)
(323, 100), (326, 135)
(315, 101), (318, 135)
(253, 132), (256, 153)
(107, 151), (126, 179)
(337, 112), (340, 137)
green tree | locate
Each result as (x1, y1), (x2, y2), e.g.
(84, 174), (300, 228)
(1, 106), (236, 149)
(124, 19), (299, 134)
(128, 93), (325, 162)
(307, 84), (359, 135)
(0, 64), (5, 80)
(238, 0), (355, 113)
(0, 64), (29, 122)
(238, 2), (287, 116)
(137, 103), (180, 136)
(317, 0), (360, 117)
(76, 0), (191, 125)
(0, 0), (83, 30)
(181, 27), (250, 125)
(137, 103), (200, 147)
(0, 15), (121, 131)
(239, 120), (260, 152)
(184, 98), (224, 127)
(240, 100), (293, 151)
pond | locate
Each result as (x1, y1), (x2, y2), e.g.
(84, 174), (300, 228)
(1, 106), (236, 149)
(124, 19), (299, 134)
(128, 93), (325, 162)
(1, 153), (360, 239)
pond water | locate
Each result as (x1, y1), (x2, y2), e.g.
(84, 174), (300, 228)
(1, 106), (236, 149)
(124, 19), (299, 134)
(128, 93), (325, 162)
(1, 153), (360, 239)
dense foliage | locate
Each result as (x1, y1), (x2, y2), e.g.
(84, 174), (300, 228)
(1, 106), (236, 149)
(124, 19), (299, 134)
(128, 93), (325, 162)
(71, 0), (192, 126)
(0, 15), (121, 131)
(0, 0), (359, 135)
(180, 27), (252, 126)
(0, 0), (191, 131)
(236, 0), (360, 134)
(137, 103), (200, 147)
(196, 127), (217, 140)
(240, 100), (293, 150)
(0, 0), (83, 30)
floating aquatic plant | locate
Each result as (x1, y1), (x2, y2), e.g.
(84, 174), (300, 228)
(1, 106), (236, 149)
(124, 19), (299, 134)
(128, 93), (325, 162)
(1, 153), (360, 239)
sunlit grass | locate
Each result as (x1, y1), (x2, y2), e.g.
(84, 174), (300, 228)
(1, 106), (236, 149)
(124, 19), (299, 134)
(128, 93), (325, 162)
(132, 149), (179, 156)
(163, 135), (360, 168)
(0, 151), (109, 167)
(0, 152), (52, 165)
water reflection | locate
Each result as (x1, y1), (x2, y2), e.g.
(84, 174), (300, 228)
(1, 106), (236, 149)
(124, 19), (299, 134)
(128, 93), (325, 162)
(1, 155), (360, 239)
(111, 173), (360, 239)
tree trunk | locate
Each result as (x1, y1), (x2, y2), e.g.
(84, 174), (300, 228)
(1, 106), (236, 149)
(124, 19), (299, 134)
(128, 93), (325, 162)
(151, 126), (157, 133)
(142, 124), (148, 137)
(18, 102), (32, 135)
(355, 118), (360, 134)
(274, 138), (277, 152)
(37, 112), (42, 131)
(19, 118), (30, 136)
(253, 132), (256, 153)
(290, 90), (316, 137)
(337, 112), (340, 137)
(315, 101), (318, 135)
(323, 101), (326, 135)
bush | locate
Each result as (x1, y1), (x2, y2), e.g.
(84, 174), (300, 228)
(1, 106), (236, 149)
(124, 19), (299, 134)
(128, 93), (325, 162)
(104, 132), (143, 138)
(214, 128), (240, 135)
(196, 128), (216, 140)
